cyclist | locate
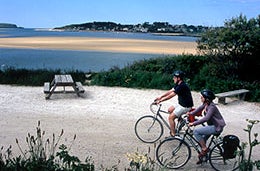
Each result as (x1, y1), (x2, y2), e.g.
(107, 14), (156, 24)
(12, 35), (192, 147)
(188, 89), (226, 164)
(155, 70), (194, 137)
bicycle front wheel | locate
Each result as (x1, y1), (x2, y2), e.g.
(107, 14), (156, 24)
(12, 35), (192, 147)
(156, 137), (191, 169)
(209, 141), (243, 171)
(134, 115), (163, 143)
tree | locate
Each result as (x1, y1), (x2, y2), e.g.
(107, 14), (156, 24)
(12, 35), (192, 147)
(197, 14), (260, 82)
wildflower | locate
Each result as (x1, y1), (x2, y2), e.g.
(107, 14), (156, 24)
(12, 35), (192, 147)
(126, 152), (148, 168)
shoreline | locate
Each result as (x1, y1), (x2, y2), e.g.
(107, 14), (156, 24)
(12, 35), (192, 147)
(0, 36), (197, 55)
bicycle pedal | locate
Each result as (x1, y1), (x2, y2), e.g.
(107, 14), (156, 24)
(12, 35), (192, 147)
(196, 158), (208, 165)
(196, 159), (203, 165)
(203, 158), (208, 163)
(198, 155), (208, 163)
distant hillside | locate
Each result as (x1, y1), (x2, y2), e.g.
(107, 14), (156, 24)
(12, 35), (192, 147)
(0, 23), (18, 28)
(54, 21), (215, 36)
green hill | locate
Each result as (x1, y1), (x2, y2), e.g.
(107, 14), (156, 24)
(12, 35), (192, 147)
(0, 23), (18, 28)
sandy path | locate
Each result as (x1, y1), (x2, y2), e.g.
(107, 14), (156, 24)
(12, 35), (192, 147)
(0, 85), (259, 170)
(0, 37), (197, 55)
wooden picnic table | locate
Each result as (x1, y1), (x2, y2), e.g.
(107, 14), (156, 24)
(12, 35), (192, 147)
(44, 74), (84, 99)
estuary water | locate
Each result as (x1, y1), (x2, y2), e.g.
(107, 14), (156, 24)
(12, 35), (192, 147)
(0, 28), (197, 72)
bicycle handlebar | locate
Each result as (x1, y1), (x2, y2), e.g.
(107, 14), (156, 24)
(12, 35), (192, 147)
(150, 102), (169, 115)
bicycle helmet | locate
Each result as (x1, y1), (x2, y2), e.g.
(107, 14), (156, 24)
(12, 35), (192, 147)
(201, 89), (215, 101)
(173, 70), (185, 79)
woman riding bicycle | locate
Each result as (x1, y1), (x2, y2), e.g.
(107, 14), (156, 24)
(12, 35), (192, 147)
(187, 89), (226, 164)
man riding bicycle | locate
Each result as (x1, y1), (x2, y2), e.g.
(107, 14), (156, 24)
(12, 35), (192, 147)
(155, 70), (194, 137)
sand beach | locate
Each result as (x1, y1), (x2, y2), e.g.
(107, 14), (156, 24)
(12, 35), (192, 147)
(0, 85), (259, 170)
(0, 36), (197, 55)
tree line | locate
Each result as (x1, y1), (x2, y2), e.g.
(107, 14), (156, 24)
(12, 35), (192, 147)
(54, 21), (213, 36)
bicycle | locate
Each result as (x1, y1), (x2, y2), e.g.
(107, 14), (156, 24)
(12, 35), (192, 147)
(155, 117), (244, 171)
(134, 102), (189, 143)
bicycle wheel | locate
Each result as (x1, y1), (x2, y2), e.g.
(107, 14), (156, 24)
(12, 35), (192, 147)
(209, 141), (243, 171)
(134, 115), (163, 143)
(156, 137), (191, 169)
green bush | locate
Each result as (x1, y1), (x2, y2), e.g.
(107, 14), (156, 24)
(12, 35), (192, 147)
(190, 62), (260, 102)
(0, 68), (86, 86)
(91, 54), (206, 90)
(91, 68), (172, 90)
(91, 54), (259, 102)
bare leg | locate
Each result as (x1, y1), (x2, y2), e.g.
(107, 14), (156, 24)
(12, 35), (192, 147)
(199, 140), (207, 151)
(168, 106), (175, 136)
(168, 106), (174, 113)
(197, 139), (209, 164)
(168, 112), (177, 136)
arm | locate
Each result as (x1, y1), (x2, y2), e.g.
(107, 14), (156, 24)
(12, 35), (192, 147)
(188, 105), (204, 116)
(192, 105), (216, 126)
(155, 89), (176, 103)
(187, 105), (204, 127)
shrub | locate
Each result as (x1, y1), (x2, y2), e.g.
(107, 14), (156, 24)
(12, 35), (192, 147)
(0, 68), (86, 86)
(0, 121), (95, 171)
(239, 119), (260, 171)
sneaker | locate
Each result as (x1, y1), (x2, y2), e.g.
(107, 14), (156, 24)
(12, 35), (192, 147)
(196, 148), (209, 164)
(196, 158), (203, 165)
(196, 155), (209, 165)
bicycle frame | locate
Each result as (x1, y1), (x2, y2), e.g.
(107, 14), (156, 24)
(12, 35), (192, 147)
(153, 104), (171, 130)
(180, 121), (220, 155)
(151, 103), (188, 132)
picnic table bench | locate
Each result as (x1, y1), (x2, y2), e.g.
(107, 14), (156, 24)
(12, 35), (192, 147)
(43, 74), (85, 99)
(215, 89), (249, 104)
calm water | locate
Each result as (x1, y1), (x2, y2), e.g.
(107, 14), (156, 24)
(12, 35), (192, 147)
(0, 28), (197, 72)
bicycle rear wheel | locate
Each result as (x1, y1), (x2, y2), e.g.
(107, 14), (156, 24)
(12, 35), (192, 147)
(156, 137), (191, 169)
(209, 141), (243, 171)
(134, 115), (163, 143)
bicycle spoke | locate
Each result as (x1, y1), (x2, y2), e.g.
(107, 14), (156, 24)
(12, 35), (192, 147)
(147, 119), (157, 132)
(209, 142), (243, 171)
(156, 137), (191, 169)
(135, 115), (163, 143)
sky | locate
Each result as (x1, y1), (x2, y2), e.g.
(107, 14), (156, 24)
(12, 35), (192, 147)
(0, 0), (260, 28)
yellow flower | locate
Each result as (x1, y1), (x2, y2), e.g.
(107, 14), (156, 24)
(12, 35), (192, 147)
(126, 152), (148, 164)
